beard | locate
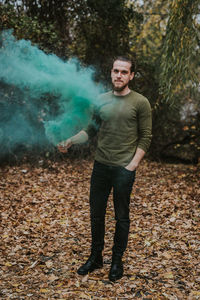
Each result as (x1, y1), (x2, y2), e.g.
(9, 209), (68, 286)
(112, 82), (128, 92)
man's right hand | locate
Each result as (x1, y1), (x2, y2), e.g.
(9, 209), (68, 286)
(57, 138), (73, 153)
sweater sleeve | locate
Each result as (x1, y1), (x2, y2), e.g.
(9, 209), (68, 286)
(137, 98), (152, 153)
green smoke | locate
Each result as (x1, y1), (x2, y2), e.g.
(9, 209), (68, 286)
(0, 30), (102, 154)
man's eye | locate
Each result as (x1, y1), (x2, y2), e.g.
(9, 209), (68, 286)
(113, 69), (128, 75)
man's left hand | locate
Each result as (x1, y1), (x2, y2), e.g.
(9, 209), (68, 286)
(124, 163), (138, 172)
(124, 148), (146, 172)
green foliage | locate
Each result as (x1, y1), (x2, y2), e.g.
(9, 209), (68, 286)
(0, 2), (60, 54)
(129, 0), (200, 162)
(160, 0), (199, 105)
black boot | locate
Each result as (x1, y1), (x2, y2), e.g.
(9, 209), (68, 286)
(77, 252), (103, 275)
(109, 255), (123, 282)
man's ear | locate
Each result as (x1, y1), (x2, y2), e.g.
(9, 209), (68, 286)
(130, 72), (134, 81)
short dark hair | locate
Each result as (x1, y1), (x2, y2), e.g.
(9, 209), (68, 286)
(113, 56), (135, 73)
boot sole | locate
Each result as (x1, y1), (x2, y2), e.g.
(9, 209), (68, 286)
(77, 264), (103, 275)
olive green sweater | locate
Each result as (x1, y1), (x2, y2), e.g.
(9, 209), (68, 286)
(86, 90), (152, 167)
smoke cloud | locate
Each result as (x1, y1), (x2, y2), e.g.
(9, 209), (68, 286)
(0, 30), (102, 156)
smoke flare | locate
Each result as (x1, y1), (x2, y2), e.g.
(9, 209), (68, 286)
(0, 30), (102, 156)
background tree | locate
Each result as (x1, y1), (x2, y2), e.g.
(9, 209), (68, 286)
(160, 0), (199, 105)
(129, 0), (200, 163)
(69, 0), (141, 83)
(157, 0), (200, 162)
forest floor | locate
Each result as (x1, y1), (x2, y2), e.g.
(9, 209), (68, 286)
(0, 158), (199, 300)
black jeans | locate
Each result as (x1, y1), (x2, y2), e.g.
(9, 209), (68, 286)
(89, 160), (136, 257)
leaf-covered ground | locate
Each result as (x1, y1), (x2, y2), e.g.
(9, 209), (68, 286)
(0, 158), (199, 300)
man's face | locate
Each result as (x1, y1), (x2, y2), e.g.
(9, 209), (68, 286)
(111, 60), (134, 92)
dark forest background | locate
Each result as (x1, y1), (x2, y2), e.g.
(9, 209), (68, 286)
(0, 0), (199, 165)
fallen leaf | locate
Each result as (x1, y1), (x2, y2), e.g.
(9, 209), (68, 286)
(163, 272), (174, 279)
(48, 274), (59, 281)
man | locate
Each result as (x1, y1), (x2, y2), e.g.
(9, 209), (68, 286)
(58, 56), (152, 281)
